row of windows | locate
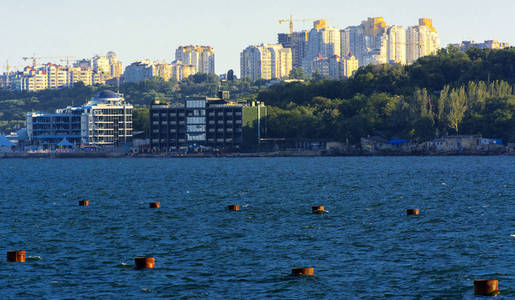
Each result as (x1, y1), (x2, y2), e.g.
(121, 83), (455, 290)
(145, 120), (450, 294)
(33, 124), (81, 130)
(151, 110), (241, 117)
(93, 116), (132, 122)
(153, 126), (241, 133)
(32, 117), (81, 123)
(93, 109), (131, 115)
(152, 119), (242, 126)
(151, 137), (241, 144)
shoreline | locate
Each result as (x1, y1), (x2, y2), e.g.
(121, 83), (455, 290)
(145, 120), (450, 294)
(0, 151), (512, 159)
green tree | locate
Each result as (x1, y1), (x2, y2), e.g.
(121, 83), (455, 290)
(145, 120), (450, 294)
(289, 67), (305, 80)
(447, 87), (468, 134)
(132, 108), (149, 137)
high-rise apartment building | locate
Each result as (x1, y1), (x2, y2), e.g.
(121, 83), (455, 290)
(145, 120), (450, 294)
(340, 26), (368, 67)
(340, 17), (439, 66)
(240, 44), (292, 81)
(386, 25), (407, 64)
(278, 30), (309, 68)
(92, 55), (110, 76)
(69, 67), (93, 86)
(406, 18), (440, 63)
(175, 46), (215, 74)
(107, 51), (123, 79)
(303, 20), (341, 74)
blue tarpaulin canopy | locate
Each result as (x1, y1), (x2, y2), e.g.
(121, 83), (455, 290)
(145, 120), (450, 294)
(57, 138), (73, 147)
(0, 135), (14, 147)
(388, 139), (408, 144)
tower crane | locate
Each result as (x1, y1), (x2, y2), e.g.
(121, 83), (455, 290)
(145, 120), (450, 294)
(22, 56), (77, 68)
(279, 14), (319, 34)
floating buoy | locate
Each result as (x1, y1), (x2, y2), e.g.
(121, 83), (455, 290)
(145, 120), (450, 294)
(312, 206), (328, 214)
(474, 279), (499, 296)
(228, 204), (239, 211)
(149, 202), (160, 208)
(135, 257), (155, 269)
(7, 250), (26, 262)
(78, 200), (89, 206)
(291, 267), (314, 276)
(406, 209), (419, 215)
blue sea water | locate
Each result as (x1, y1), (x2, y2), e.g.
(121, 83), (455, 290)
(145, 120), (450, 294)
(0, 156), (513, 299)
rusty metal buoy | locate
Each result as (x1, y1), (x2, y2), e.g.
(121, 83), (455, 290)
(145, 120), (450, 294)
(406, 209), (419, 215)
(135, 257), (155, 270)
(291, 267), (314, 276)
(228, 204), (239, 211)
(78, 200), (89, 206)
(7, 250), (26, 262)
(312, 206), (328, 214)
(149, 202), (160, 208)
(474, 279), (499, 296)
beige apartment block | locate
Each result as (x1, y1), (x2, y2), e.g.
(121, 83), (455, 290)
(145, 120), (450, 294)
(175, 45), (215, 74)
(240, 44), (292, 81)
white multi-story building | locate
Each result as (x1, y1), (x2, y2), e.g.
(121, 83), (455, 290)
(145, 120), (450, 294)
(26, 90), (132, 148)
(386, 25), (407, 64)
(406, 18), (440, 64)
(123, 60), (196, 82)
(311, 53), (359, 79)
(123, 60), (154, 83)
(341, 26), (368, 67)
(240, 44), (292, 81)
(340, 17), (439, 67)
(303, 20), (341, 74)
(341, 52), (359, 78)
(175, 45), (215, 74)
(26, 90), (133, 148)
(92, 55), (111, 76)
(451, 40), (511, 51)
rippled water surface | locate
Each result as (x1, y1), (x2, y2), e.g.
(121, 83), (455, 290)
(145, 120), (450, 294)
(0, 157), (514, 299)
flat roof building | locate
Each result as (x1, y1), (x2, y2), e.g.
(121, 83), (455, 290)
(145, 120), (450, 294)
(150, 93), (266, 152)
(26, 90), (133, 148)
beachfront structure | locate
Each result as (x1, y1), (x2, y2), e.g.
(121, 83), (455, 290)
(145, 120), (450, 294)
(149, 94), (266, 152)
(26, 90), (133, 148)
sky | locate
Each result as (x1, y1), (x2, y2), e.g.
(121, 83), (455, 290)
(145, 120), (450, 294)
(1, 0), (514, 76)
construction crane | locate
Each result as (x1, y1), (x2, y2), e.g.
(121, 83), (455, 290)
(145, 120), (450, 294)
(5, 61), (29, 73)
(22, 56), (77, 68)
(279, 14), (319, 34)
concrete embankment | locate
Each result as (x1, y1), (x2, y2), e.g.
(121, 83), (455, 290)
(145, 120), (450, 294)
(1, 150), (512, 159)
(0, 152), (128, 159)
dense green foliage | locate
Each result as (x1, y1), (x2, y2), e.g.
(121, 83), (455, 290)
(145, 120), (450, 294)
(1, 47), (514, 143)
(260, 47), (515, 142)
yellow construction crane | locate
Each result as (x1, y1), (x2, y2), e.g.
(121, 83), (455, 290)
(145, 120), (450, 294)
(5, 61), (29, 72)
(279, 14), (319, 34)
(22, 56), (77, 68)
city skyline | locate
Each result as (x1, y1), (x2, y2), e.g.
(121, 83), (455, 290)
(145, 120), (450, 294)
(1, 0), (514, 76)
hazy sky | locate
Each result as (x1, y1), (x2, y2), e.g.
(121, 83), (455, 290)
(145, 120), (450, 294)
(1, 0), (514, 75)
